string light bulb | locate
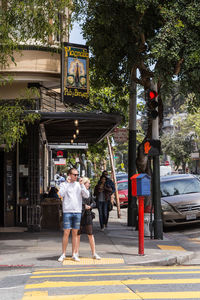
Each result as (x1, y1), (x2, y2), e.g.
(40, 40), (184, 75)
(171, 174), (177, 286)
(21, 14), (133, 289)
(73, 134), (76, 139)
(76, 129), (79, 135)
(74, 120), (78, 126)
(70, 139), (74, 144)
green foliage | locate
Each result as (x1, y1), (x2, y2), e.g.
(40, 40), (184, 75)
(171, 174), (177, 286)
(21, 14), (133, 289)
(0, 97), (40, 151)
(0, 1), (73, 151)
(161, 114), (197, 170)
(74, 0), (200, 103)
(0, 0), (72, 67)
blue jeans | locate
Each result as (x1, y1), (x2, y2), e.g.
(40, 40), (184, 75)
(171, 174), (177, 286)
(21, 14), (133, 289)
(63, 213), (81, 229)
(98, 201), (109, 229)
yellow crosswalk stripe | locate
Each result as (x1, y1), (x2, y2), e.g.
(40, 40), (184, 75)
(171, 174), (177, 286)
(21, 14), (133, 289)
(23, 291), (139, 300)
(31, 270), (200, 278)
(23, 266), (200, 300)
(157, 244), (186, 251)
(25, 277), (200, 289)
(23, 290), (200, 300)
(33, 265), (200, 274)
(62, 257), (124, 265)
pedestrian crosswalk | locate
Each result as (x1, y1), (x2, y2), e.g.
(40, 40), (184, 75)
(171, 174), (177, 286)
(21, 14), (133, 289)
(22, 265), (200, 299)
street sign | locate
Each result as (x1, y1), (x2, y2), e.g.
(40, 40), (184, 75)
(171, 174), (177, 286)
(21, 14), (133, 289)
(52, 149), (68, 158)
(54, 158), (66, 165)
(113, 128), (128, 143)
(165, 161), (170, 166)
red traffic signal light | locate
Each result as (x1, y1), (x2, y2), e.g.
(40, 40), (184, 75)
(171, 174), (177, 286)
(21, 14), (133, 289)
(148, 90), (158, 100)
(146, 89), (158, 119)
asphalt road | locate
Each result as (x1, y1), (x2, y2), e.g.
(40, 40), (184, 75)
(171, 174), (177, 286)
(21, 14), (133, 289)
(1, 221), (200, 299)
(2, 264), (200, 299)
(164, 223), (200, 265)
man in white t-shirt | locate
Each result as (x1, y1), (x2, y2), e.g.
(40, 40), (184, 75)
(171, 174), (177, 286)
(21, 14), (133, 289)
(57, 168), (89, 262)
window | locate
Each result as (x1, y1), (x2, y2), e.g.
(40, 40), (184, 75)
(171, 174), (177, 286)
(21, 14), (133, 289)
(117, 181), (128, 191)
(161, 178), (200, 197)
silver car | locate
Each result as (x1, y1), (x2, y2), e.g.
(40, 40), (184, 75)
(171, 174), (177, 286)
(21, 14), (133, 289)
(161, 174), (200, 227)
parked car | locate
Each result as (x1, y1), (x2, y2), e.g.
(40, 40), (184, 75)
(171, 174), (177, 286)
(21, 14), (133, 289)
(116, 173), (128, 181)
(160, 174), (200, 227)
(116, 180), (128, 207)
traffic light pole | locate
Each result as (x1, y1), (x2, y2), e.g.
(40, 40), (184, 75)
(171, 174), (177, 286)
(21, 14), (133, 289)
(128, 78), (137, 226)
(151, 82), (163, 239)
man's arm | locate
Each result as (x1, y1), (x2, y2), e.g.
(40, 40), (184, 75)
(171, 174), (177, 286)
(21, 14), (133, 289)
(79, 178), (90, 198)
(57, 182), (66, 198)
(80, 184), (90, 198)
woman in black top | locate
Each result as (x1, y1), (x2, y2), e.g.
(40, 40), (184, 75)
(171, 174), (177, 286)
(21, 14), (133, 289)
(75, 177), (101, 260)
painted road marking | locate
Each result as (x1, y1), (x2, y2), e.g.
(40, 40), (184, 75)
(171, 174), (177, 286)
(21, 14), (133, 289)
(189, 238), (200, 243)
(31, 270), (200, 278)
(33, 265), (200, 274)
(157, 244), (186, 251)
(22, 290), (200, 299)
(23, 290), (139, 300)
(23, 266), (200, 300)
(25, 277), (200, 289)
(62, 257), (124, 265)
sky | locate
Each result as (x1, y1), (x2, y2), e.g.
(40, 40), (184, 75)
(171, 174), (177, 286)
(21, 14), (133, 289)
(69, 23), (85, 45)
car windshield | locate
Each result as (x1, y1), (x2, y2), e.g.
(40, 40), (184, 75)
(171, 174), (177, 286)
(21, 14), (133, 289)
(118, 181), (128, 191)
(161, 178), (200, 197)
(116, 175), (128, 180)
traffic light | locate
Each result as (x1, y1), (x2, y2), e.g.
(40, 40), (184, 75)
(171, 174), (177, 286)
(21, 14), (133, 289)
(146, 89), (158, 119)
(143, 139), (161, 156)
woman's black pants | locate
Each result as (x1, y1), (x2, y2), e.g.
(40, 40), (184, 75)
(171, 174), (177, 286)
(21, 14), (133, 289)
(98, 201), (109, 229)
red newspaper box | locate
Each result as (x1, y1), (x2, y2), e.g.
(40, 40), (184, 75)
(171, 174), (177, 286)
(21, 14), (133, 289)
(130, 174), (151, 255)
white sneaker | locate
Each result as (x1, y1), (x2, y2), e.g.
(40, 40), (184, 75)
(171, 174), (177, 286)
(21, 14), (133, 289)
(72, 254), (80, 262)
(93, 253), (101, 260)
(58, 253), (66, 262)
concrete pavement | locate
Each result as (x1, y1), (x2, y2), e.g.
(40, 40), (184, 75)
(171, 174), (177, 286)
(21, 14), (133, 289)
(0, 207), (194, 268)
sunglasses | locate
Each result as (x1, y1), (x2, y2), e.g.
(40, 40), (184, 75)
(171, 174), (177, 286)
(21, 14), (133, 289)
(71, 173), (79, 176)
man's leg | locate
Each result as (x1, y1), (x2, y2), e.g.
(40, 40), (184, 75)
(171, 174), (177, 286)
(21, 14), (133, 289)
(71, 213), (81, 260)
(62, 229), (71, 254)
(71, 229), (79, 255)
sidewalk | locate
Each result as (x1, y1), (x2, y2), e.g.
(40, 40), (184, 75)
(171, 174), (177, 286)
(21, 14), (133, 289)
(0, 207), (194, 268)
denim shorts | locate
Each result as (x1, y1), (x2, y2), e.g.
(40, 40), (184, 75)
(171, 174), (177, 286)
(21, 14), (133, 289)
(63, 213), (81, 229)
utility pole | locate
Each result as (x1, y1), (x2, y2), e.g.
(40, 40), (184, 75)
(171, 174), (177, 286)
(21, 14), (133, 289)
(151, 82), (163, 239)
(128, 77), (137, 226)
(107, 136), (121, 218)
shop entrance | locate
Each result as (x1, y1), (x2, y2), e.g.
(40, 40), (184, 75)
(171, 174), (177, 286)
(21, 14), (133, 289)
(0, 151), (4, 226)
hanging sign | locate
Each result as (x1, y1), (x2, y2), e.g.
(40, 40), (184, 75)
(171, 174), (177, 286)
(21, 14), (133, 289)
(63, 42), (89, 104)
(52, 149), (68, 159)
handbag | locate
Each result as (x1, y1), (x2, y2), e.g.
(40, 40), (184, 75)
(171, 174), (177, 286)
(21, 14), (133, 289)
(91, 211), (95, 219)
(108, 201), (113, 211)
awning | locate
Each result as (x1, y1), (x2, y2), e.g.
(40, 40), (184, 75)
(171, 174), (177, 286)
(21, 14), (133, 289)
(40, 111), (122, 144)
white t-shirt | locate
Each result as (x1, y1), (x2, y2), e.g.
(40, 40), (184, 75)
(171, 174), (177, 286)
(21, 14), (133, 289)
(58, 181), (89, 213)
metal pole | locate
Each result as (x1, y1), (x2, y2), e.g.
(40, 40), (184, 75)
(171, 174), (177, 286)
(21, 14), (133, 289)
(107, 136), (121, 218)
(60, 12), (65, 103)
(153, 155), (163, 239)
(138, 196), (144, 255)
(151, 82), (163, 239)
(128, 77), (137, 226)
(61, 46), (65, 103)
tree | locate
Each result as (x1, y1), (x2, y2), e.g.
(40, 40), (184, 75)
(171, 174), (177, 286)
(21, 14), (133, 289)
(161, 113), (197, 172)
(0, 0), (72, 68)
(74, 0), (200, 171)
(0, 0), (72, 150)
